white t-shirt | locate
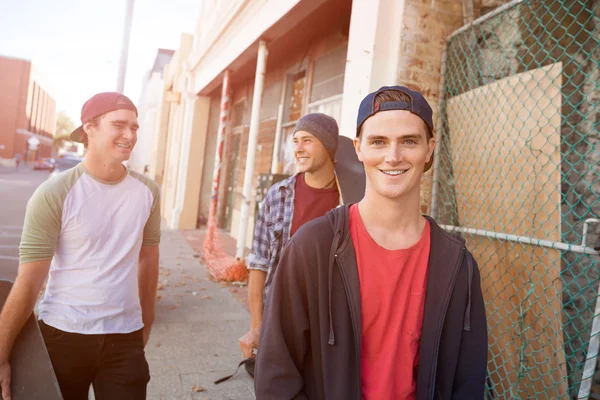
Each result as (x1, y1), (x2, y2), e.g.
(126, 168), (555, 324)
(19, 163), (161, 334)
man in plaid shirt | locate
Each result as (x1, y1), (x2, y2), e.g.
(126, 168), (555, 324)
(239, 113), (341, 360)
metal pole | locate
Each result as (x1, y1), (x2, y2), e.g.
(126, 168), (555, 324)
(439, 224), (600, 256)
(236, 40), (268, 259)
(204, 71), (231, 250)
(581, 218), (600, 247)
(578, 294), (600, 400)
(117, 0), (135, 93)
(577, 217), (600, 400)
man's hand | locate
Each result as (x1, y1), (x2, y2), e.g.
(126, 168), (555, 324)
(239, 328), (260, 359)
(0, 361), (11, 400)
(243, 270), (267, 358)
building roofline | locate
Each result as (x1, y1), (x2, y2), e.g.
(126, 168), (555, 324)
(0, 54), (32, 63)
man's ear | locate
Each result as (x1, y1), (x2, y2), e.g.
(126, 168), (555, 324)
(353, 137), (363, 162)
(424, 136), (436, 172)
(83, 122), (94, 138)
(426, 137), (436, 163)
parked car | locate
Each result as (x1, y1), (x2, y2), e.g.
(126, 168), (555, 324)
(33, 157), (55, 171)
(49, 156), (82, 178)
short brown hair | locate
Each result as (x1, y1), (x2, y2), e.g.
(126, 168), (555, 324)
(374, 89), (412, 104)
(364, 89), (433, 140)
(81, 114), (104, 149)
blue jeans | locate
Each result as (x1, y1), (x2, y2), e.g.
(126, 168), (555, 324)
(38, 320), (150, 400)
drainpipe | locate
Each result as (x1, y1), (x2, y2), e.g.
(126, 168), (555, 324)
(205, 71), (231, 246)
(236, 40), (268, 259)
(270, 73), (288, 174)
(270, 104), (284, 173)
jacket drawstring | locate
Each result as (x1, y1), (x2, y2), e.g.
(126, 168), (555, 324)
(463, 250), (473, 331)
(328, 230), (340, 346)
(326, 211), (341, 346)
(328, 255), (335, 345)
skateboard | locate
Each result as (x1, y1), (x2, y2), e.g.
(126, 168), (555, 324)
(252, 136), (364, 208)
(335, 136), (366, 205)
(0, 279), (63, 400)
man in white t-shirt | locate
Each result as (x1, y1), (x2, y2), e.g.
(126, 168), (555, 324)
(0, 92), (161, 400)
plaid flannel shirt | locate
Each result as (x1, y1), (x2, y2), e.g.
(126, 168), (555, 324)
(246, 175), (297, 297)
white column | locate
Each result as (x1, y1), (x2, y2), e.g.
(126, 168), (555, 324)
(339, 0), (405, 138)
(235, 40), (268, 259)
(170, 85), (197, 229)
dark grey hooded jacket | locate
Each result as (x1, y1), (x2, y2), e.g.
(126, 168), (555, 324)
(255, 204), (488, 399)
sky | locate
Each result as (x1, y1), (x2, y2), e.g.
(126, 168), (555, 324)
(0, 0), (201, 122)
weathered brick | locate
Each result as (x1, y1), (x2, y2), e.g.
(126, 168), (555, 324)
(413, 43), (444, 59)
(396, 0), (463, 209)
(401, 41), (416, 54)
(407, 0), (462, 15)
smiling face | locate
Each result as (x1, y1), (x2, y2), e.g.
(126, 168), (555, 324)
(354, 110), (435, 202)
(293, 130), (331, 173)
(84, 109), (139, 164)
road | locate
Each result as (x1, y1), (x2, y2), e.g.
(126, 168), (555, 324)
(0, 166), (50, 280)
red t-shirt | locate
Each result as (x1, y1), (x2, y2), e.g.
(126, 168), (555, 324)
(290, 173), (339, 237)
(349, 204), (430, 400)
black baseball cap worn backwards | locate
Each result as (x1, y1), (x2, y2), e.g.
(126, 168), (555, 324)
(356, 85), (434, 137)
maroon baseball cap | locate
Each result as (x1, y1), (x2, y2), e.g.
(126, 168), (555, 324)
(70, 92), (138, 143)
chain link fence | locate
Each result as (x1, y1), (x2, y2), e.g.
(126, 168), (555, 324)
(431, 0), (600, 398)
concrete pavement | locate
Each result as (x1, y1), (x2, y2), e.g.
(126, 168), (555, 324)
(146, 229), (254, 399)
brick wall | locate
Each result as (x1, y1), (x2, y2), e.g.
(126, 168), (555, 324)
(397, 0), (464, 214)
(0, 57), (30, 159)
(0, 56), (56, 164)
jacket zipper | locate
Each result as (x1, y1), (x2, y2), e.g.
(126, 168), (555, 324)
(427, 248), (465, 400)
(335, 253), (362, 399)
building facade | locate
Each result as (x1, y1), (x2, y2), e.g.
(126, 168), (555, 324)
(0, 56), (56, 166)
(128, 49), (175, 174)
(150, 0), (469, 243)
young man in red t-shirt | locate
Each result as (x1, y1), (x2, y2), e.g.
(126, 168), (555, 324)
(240, 113), (340, 360)
(256, 86), (488, 399)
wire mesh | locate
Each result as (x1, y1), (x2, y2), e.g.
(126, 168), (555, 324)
(433, 0), (600, 398)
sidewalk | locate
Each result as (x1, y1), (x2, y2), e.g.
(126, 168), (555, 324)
(145, 229), (254, 400)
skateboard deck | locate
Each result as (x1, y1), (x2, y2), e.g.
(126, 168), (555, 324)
(335, 136), (365, 205)
(0, 279), (63, 400)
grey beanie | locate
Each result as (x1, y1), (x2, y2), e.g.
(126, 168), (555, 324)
(293, 113), (339, 160)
